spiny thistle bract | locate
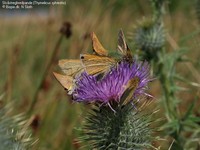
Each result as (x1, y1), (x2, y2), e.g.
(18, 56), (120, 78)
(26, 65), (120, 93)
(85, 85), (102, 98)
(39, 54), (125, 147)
(0, 101), (34, 150)
(82, 102), (156, 150)
(133, 19), (165, 60)
(54, 30), (157, 149)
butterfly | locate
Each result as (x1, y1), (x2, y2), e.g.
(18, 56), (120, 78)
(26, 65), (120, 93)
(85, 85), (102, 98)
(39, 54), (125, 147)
(120, 76), (140, 106)
(54, 30), (133, 91)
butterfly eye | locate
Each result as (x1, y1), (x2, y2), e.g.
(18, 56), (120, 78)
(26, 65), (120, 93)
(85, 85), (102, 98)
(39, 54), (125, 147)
(80, 55), (84, 59)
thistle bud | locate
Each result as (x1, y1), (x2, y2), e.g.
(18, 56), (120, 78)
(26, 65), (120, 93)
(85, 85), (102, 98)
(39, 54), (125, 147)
(134, 19), (165, 59)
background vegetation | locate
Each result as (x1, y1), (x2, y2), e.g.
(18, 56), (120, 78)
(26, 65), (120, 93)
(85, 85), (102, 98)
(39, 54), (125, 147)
(0, 0), (200, 149)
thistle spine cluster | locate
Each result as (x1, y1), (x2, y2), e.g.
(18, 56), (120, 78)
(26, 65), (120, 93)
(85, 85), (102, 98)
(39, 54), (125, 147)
(83, 102), (155, 150)
(0, 101), (33, 150)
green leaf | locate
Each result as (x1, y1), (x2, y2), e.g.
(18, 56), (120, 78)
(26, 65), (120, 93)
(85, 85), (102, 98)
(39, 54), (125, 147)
(182, 98), (197, 121)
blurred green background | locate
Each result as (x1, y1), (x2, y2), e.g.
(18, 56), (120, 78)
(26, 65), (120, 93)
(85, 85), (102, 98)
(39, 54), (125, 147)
(0, 0), (200, 149)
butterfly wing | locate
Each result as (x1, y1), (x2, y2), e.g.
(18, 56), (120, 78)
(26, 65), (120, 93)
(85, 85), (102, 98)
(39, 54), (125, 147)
(117, 29), (132, 61)
(58, 59), (84, 76)
(91, 32), (108, 56)
(120, 77), (140, 106)
(80, 54), (115, 75)
(53, 72), (74, 92)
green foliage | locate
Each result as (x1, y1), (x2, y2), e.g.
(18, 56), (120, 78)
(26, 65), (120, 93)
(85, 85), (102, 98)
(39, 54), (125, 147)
(155, 37), (200, 150)
(131, 1), (200, 149)
(82, 102), (156, 150)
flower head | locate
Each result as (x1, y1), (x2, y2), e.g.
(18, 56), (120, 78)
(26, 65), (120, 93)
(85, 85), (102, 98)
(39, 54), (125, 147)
(72, 60), (151, 104)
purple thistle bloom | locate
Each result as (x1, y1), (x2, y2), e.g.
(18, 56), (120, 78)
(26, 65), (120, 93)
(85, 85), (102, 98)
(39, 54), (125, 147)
(72, 60), (151, 104)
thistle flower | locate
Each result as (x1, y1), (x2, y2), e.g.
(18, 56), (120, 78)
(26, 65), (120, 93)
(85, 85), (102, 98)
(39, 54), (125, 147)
(54, 30), (157, 149)
(72, 60), (151, 106)
(76, 59), (156, 150)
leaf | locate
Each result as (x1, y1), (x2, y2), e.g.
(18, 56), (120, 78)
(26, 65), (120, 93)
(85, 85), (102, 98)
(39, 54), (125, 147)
(182, 98), (197, 121)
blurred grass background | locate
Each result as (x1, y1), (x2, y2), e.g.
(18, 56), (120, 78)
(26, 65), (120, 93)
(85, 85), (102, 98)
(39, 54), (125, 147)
(0, 0), (200, 149)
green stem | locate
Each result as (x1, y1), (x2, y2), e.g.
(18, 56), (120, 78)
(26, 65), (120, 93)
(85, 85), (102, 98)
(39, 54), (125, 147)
(28, 35), (63, 114)
(157, 50), (183, 149)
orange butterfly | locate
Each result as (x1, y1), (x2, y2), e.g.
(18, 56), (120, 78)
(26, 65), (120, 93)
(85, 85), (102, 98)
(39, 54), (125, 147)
(54, 30), (133, 91)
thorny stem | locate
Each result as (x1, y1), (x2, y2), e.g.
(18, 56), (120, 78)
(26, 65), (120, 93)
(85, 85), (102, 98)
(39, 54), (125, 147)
(28, 35), (63, 114)
(151, 51), (175, 122)
(151, 0), (165, 23)
(158, 49), (183, 149)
